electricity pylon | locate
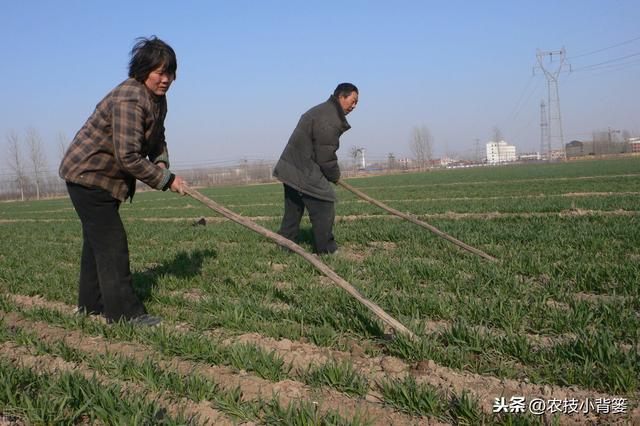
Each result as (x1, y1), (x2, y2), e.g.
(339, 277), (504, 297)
(540, 100), (550, 161)
(536, 48), (570, 160)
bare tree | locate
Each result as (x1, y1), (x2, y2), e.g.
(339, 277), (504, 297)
(349, 146), (364, 170)
(492, 126), (504, 164)
(409, 126), (433, 170)
(492, 126), (504, 143)
(6, 131), (27, 201)
(25, 127), (48, 200)
(622, 129), (632, 153)
(57, 131), (69, 162)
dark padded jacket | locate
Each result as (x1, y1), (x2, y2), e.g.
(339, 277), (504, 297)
(273, 95), (351, 201)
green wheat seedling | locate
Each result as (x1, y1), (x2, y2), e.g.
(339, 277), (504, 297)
(227, 343), (291, 381)
(7, 289), (640, 395)
(2, 157), (640, 424)
(447, 390), (484, 425)
(1, 319), (282, 424)
(301, 359), (369, 397)
(6, 304), (380, 406)
(260, 398), (371, 426)
(0, 321), (84, 364)
(0, 359), (189, 425)
(384, 332), (433, 361)
(376, 375), (447, 419)
(209, 385), (261, 423)
(547, 329), (639, 394)
(86, 353), (260, 422)
(491, 411), (561, 425)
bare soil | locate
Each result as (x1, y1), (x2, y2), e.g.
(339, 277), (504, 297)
(6, 293), (637, 425)
(0, 340), (234, 425)
(1, 307), (425, 425)
(3, 208), (638, 224)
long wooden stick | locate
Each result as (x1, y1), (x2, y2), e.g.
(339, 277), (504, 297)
(184, 186), (417, 340)
(337, 180), (498, 262)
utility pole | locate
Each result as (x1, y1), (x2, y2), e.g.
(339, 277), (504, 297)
(475, 138), (480, 164)
(536, 48), (570, 161)
(540, 100), (550, 161)
(607, 127), (620, 144)
(608, 127), (621, 154)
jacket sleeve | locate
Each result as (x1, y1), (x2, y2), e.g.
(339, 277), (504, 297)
(148, 126), (170, 168)
(312, 121), (341, 183)
(112, 99), (171, 190)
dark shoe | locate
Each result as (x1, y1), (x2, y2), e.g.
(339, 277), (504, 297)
(129, 314), (162, 327)
(192, 217), (206, 226)
(316, 246), (339, 256)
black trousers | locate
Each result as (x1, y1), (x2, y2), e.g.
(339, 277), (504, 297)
(277, 184), (337, 254)
(66, 182), (146, 322)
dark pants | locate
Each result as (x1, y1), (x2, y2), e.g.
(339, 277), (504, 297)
(278, 184), (337, 254)
(66, 182), (146, 322)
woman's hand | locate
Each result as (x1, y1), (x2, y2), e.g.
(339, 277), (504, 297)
(170, 175), (187, 195)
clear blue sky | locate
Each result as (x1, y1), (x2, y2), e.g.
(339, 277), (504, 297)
(1, 0), (639, 173)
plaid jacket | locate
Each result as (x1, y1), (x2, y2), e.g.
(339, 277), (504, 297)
(59, 78), (172, 201)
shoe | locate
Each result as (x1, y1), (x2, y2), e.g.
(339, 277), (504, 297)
(129, 314), (162, 327)
(317, 247), (339, 256)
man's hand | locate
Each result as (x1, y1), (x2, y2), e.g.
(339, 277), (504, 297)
(157, 162), (168, 169)
(170, 175), (187, 195)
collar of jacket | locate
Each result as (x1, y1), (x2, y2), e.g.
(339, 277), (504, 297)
(148, 90), (166, 104)
(133, 79), (166, 104)
(328, 95), (351, 132)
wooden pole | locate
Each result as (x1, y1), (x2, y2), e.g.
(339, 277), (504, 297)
(337, 180), (498, 262)
(184, 186), (417, 340)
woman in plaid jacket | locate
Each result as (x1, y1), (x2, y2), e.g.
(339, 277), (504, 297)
(59, 36), (186, 326)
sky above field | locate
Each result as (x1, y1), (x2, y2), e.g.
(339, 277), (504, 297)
(1, 0), (639, 174)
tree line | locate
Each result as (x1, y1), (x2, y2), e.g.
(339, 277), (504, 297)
(4, 128), (68, 201)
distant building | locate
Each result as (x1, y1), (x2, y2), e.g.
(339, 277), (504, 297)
(440, 156), (454, 166)
(566, 139), (628, 157)
(397, 157), (412, 169)
(550, 149), (566, 160)
(518, 152), (541, 162)
(629, 137), (640, 153)
(565, 140), (594, 158)
(486, 140), (516, 164)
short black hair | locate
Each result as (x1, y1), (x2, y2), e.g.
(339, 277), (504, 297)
(334, 83), (358, 98)
(128, 36), (177, 83)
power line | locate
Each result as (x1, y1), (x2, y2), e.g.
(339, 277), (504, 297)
(506, 74), (535, 122)
(568, 35), (640, 59)
(508, 79), (542, 124)
(568, 61), (640, 81)
(572, 51), (640, 72)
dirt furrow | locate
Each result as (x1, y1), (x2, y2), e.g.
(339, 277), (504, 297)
(0, 340), (234, 425)
(7, 293), (637, 424)
(0, 308), (427, 425)
(13, 191), (637, 215)
(62, 189), (640, 212)
(2, 208), (639, 224)
(224, 332), (637, 423)
(356, 172), (640, 190)
(162, 286), (597, 353)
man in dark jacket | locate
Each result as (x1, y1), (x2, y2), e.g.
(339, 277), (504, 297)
(273, 83), (358, 254)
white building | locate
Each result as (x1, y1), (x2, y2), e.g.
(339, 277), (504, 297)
(486, 140), (516, 164)
(518, 152), (541, 161)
